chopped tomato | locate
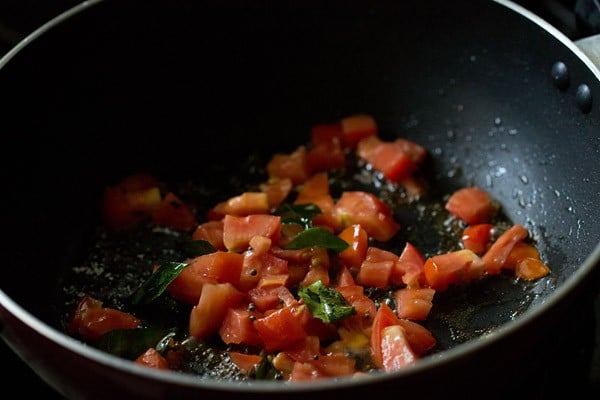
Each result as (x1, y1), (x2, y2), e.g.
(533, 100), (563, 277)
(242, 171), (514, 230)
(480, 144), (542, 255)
(294, 173), (341, 231)
(515, 257), (550, 280)
(192, 220), (225, 251)
(396, 318), (436, 356)
(101, 185), (161, 231)
(391, 242), (426, 288)
(266, 145), (310, 185)
(423, 249), (485, 291)
(253, 305), (307, 352)
(151, 192), (198, 231)
(135, 348), (170, 370)
(337, 224), (369, 269)
(357, 260), (394, 288)
(334, 191), (400, 242)
(228, 351), (262, 375)
(222, 214), (282, 252)
(185, 251), (244, 287)
(482, 224), (529, 275)
(259, 177), (293, 208)
(189, 282), (244, 340)
(310, 122), (343, 146)
(462, 223), (493, 255)
(370, 303), (401, 369)
(68, 295), (140, 341)
(219, 306), (263, 346)
(445, 186), (497, 225)
(340, 114), (378, 148)
(119, 173), (160, 191)
(394, 288), (435, 321)
(379, 325), (418, 371)
(208, 192), (270, 220)
(504, 241), (540, 270)
(306, 137), (346, 172)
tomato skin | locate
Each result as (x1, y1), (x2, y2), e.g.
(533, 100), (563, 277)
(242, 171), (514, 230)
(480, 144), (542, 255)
(68, 295), (140, 341)
(228, 351), (262, 375)
(334, 191), (400, 242)
(135, 348), (170, 370)
(186, 251), (244, 287)
(445, 186), (496, 225)
(515, 257), (550, 280)
(189, 282), (244, 340)
(396, 318), (436, 356)
(259, 177), (293, 209)
(223, 214), (282, 252)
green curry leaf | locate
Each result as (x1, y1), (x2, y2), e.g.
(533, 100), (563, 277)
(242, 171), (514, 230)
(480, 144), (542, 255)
(285, 227), (349, 253)
(187, 239), (217, 257)
(297, 280), (355, 323)
(130, 262), (189, 305)
(275, 203), (321, 229)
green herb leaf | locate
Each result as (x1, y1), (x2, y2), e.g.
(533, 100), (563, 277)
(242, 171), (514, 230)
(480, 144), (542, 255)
(97, 327), (175, 360)
(187, 239), (217, 257)
(285, 227), (349, 252)
(275, 203), (321, 229)
(253, 354), (280, 380)
(297, 280), (355, 323)
(130, 262), (188, 305)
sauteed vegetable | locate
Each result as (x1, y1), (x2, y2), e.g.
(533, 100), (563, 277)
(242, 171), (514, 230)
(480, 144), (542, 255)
(62, 114), (550, 381)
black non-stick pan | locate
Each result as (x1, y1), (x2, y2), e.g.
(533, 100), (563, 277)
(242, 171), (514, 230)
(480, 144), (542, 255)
(0, 0), (599, 398)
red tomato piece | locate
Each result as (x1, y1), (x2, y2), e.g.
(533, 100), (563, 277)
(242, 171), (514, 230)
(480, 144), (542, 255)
(151, 192), (198, 231)
(390, 242), (426, 288)
(135, 348), (170, 370)
(208, 192), (270, 220)
(219, 306), (263, 346)
(337, 224), (369, 269)
(228, 351), (262, 375)
(370, 303), (401, 369)
(306, 139), (346, 173)
(334, 191), (400, 242)
(369, 141), (418, 182)
(461, 223), (494, 255)
(222, 214), (282, 252)
(68, 295), (140, 341)
(310, 122), (343, 146)
(357, 260), (394, 288)
(340, 114), (378, 148)
(189, 282), (244, 340)
(192, 220), (225, 251)
(396, 318), (436, 356)
(482, 224), (529, 275)
(253, 305), (307, 352)
(259, 177), (293, 209)
(379, 325), (418, 371)
(445, 186), (497, 225)
(515, 257), (550, 280)
(186, 251), (244, 287)
(101, 186), (161, 231)
(266, 145), (310, 185)
(423, 249), (485, 291)
(394, 288), (435, 321)
(503, 241), (540, 271)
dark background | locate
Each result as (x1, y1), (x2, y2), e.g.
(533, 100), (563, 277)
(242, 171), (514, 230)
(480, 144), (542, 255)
(0, 0), (598, 398)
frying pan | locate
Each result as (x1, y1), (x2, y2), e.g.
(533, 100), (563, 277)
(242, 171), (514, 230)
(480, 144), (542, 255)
(0, 0), (599, 398)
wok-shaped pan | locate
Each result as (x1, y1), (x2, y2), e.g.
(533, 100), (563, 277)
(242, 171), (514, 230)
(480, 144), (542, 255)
(0, 0), (599, 398)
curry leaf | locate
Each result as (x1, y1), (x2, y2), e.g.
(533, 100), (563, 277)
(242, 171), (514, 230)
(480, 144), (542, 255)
(297, 280), (355, 323)
(130, 262), (188, 305)
(275, 203), (321, 229)
(253, 354), (280, 380)
(285, 227), (349, 252)
(187, 239), (217, 257)
(97, 327), (175, 360)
